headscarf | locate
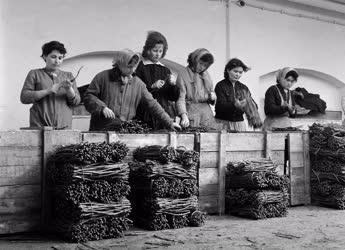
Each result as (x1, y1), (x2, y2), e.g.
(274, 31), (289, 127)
(187, 48), (214, 98)
(276, 67), (299, 84)
(112, 49), (140, 78)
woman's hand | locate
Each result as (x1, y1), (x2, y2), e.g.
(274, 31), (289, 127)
(169, 74), (177, 86)
(171, 122), (182, 131)
(102, 107), (115, 119)
(235, 98), (247, 111)
(50, 83), (62, 94)
(180, 113), (190, 128)
(152, 80), (165, 89)
(209, 91), (217, 101)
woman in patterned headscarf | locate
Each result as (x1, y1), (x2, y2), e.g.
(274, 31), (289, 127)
(263, 67), (299, 131)
(176, 48), (218, 129)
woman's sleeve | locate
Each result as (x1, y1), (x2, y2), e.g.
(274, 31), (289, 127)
(83, 74), (107, 114)
(67, 72), (81, 106)
(176, 74), (187, 115)
(20, 70), (37, 104)
(264, 86), (288, 115)
(215, 83), (236, 112)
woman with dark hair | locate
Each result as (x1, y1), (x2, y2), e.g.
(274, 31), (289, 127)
(263, 67), (299, 130)
(135, 31), (179, 129)
(215, 58), (257, 131)
(176, 48), (218, 128)
(20, 41), (81, 129)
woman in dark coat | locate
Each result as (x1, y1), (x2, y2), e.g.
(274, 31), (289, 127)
(215, 58), (255, 131)
(263, 67), (299, 130)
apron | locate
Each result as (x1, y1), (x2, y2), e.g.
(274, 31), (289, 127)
(263, 86), (292, 131)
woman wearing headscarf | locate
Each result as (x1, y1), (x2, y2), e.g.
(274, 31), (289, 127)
(84, 49), (181, 131)
(176, 48), (218, 128)
(263, 67), (299, 131)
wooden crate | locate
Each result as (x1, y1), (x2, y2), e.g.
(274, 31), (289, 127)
(0, 130), (42, 234)
(198, 131), (311, 214)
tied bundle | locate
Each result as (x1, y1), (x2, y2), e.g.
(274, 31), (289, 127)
(311, 159), (345, 175)
(130, 160), (196, 180)
(236, 88), (262, 129)
(51, 141), (129, 165)
(102, 119), (152, 134)
(311, 180), (345, 210)
(180, 126), (217, 133)
(229, 202), (288, 220)
(133, 145), (199, 169)
(54, 215), (131, 242)
(49, 162), (130, 185)
(226, 159), (278, 176)
(54, 180), (130, 203)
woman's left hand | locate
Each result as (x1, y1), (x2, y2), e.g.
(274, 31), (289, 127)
(60, 80), (73, 90)
(169, 74), (177, 85)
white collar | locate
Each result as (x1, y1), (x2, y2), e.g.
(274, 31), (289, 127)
(142, 59), (165, 66)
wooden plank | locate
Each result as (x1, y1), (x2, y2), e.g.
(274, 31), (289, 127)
(264, 131), (272, 158)
(82, 132), (108, 143)
(114, 134), (170, 148)
(226, 151), (264, 163)
(199, 195), (218, 214)
(169, 132), (177, 148)
(271, 132), (303, 152)
(199, 168), (218, 186)
(0, 147), (41, 166)
(50, 130), (81, 146)
(0, 131), (41, 147)
(0, 185), (40, 199)
(0, 214), (40, 234)
(270, 150), (285, 175)
(302, 132), (311, 204)
(176, 134), (195, 150)
(199, 184), (218, 196)
(227, 133), (265, 152)
(199, 132), (219, 151)
(199, 152), (218, 168)
(218, 131), (226, 215)
(0, 197), (41, 214)
(291, 167), (305, 178)
(0, 165), (41, 186)
(290, 152), (304, 168)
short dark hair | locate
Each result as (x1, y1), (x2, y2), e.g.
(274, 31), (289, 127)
(285, 70), (299, 81)
(41, 41), (67, 58)
(142, 31), (168, 59)
(224, 58), (250, 80)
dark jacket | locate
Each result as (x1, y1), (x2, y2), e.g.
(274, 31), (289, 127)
(84, 68), (173, 131)
(294, 87), (326, 113)
(215, 79), (249, 122)
(264, 84), (295, 116)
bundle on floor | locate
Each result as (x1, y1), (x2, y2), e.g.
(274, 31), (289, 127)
(130, 146), (204, 230)
(48, 141), (131, 242)
(133, 145), (199, 169)
(310, 123), (345, 210)
(225, 158), (289, 219)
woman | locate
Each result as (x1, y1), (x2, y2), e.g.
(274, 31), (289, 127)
(20, 41), (81, 129)
(215, 58), (255, 131)
(83, 49), (181, 131)
(263, 67), (299, 131)
(135, 31), (179, 129)
(176, 48), (217, 128)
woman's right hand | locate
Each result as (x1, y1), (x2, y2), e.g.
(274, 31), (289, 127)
(180, 113), (190, 128)
(50, 83), (62, 94)
(235, 98), (247, 110)
(102, 107), (115, 119)
(152, 80), (165, 89)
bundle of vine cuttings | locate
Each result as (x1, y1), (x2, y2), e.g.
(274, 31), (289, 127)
(228, 202), (288, 219)
(180, 126), (217, 133)
(129, 160), (196, 180)
(309, 123), (345, 151)
(311, 171), (345, 185)
(236, 88), (262, 129)
(53, 215), (132, 242)
(130, 176), (198, 198)
(54, 198), (132, 222)
(225, 189), (288, 208)
(311, 158), (345, 175)
(54, 180), (130, 203)
(51, 141), (129, 165)
(226, 159), (278, 176)
(133, 145), (199, 169)
(271, 127), (301, 131)
(49, 162), (130, 185)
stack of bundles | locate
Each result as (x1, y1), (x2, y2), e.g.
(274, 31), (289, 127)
(130, 145), (205, 230)
(309, 123), (345, 209)
(48, 141), (132, 242)
(225, 159), (289, 219)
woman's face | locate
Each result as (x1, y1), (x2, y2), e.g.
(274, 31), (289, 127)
(227, 66), (244, 83)
(148, 44), (164, 63)
(43, 50), (64, 71)
(195, 60), (210, 73)
(280, 76), (296, 89)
